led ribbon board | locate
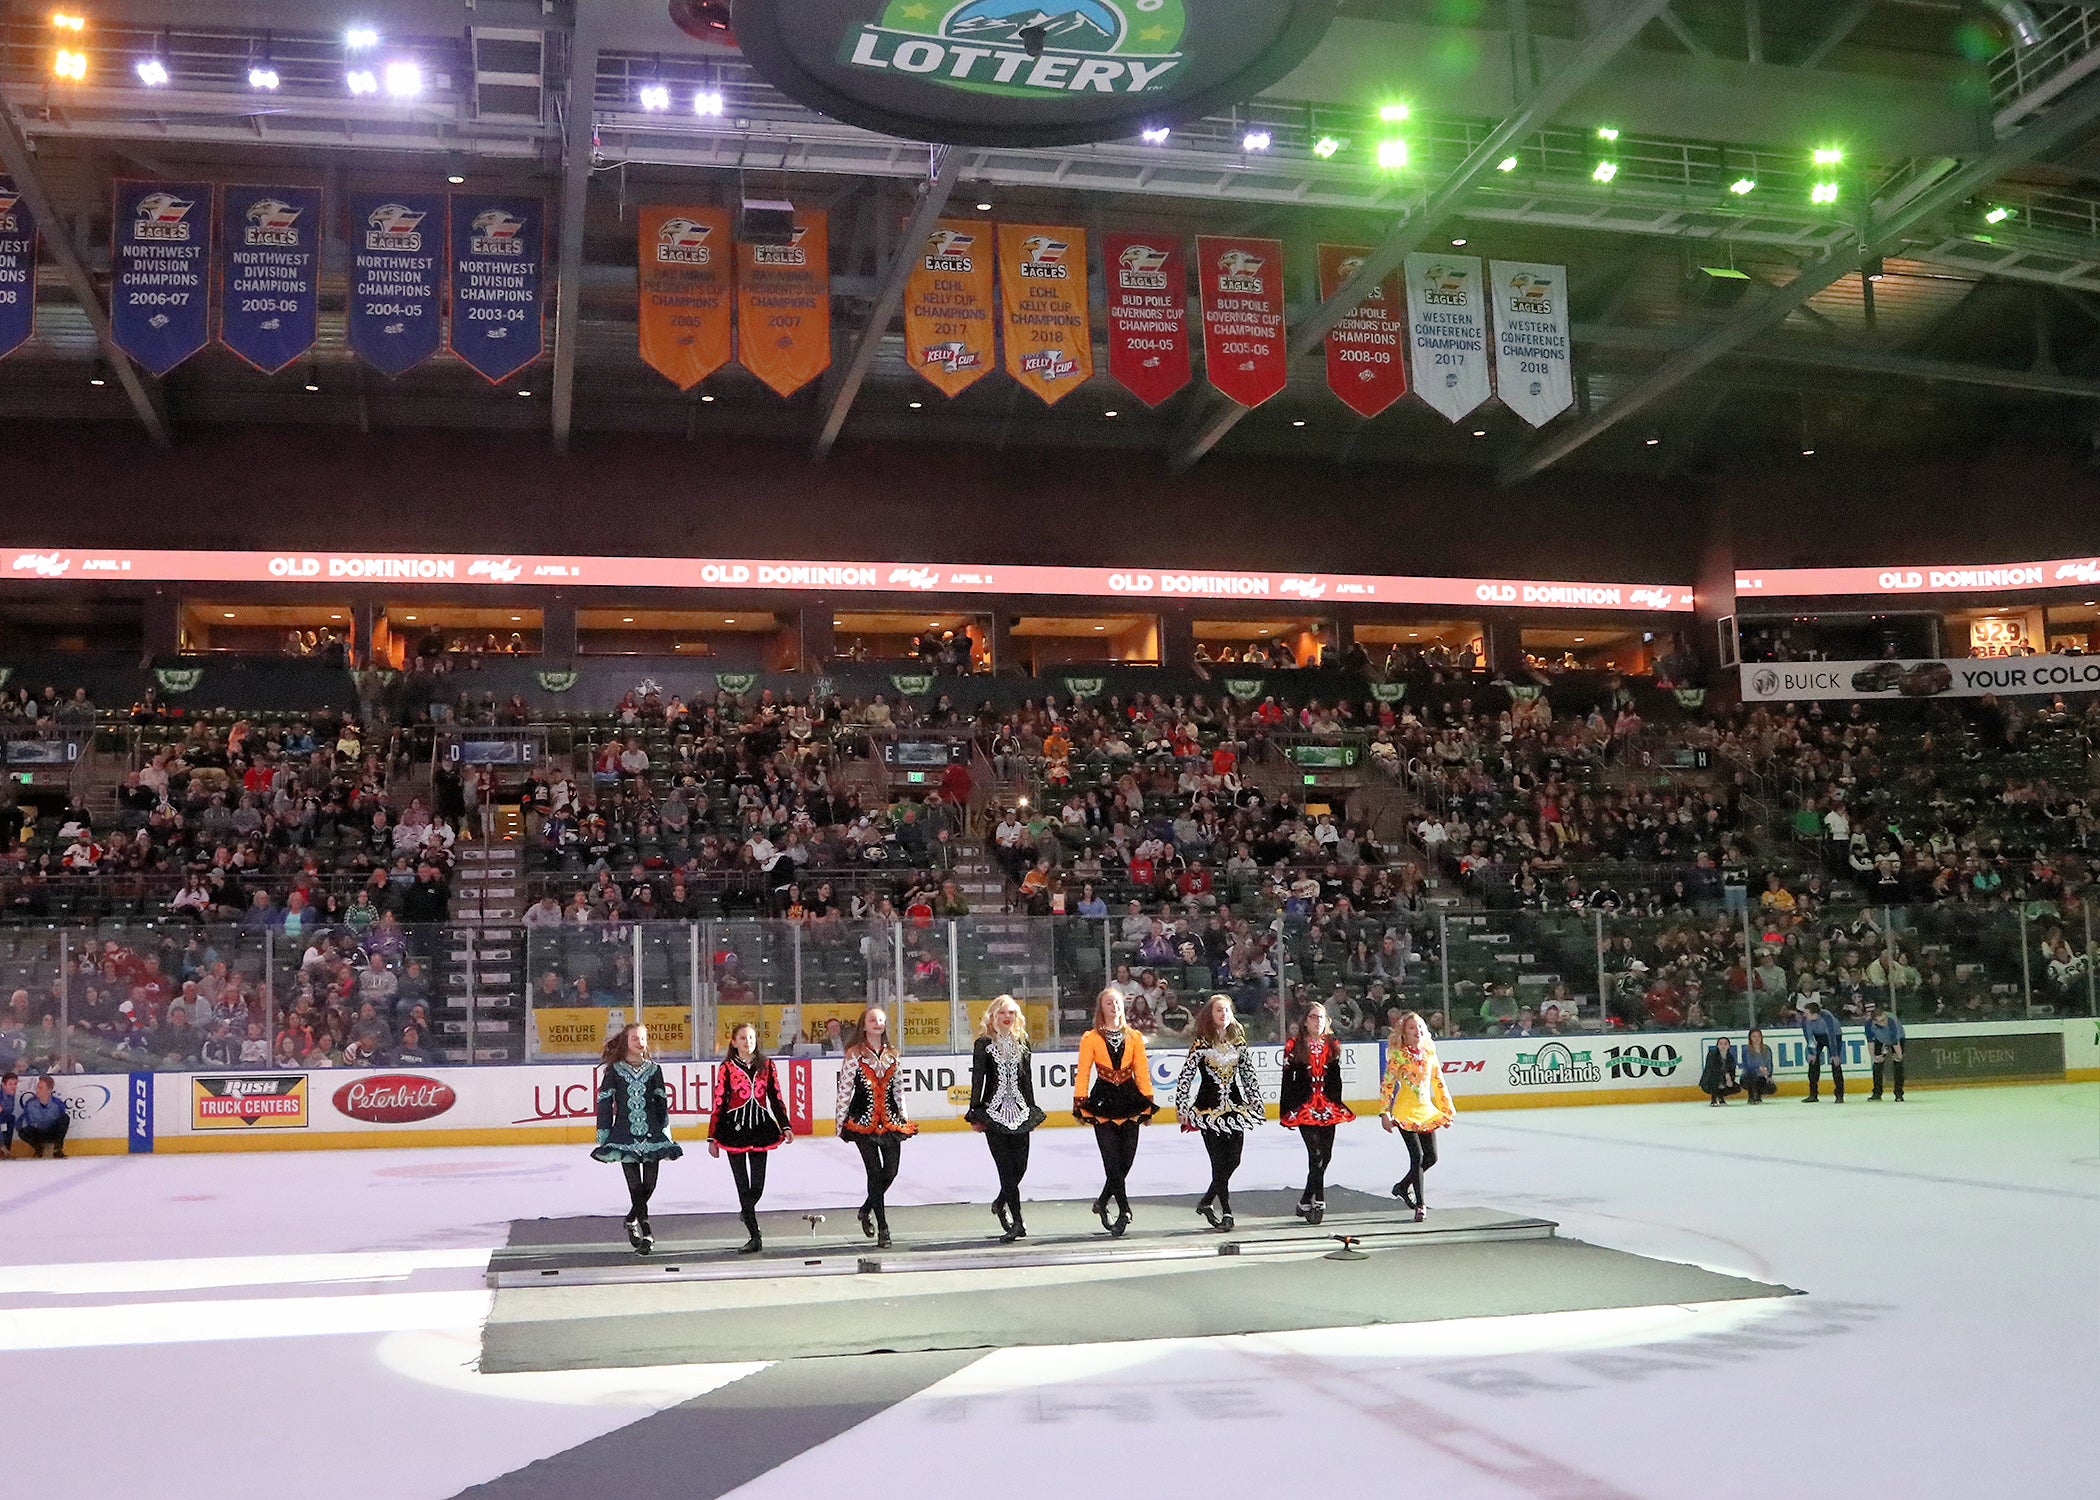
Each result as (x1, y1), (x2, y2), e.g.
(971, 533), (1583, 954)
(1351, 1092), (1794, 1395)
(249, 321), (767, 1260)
(729, 0), (1341, 148)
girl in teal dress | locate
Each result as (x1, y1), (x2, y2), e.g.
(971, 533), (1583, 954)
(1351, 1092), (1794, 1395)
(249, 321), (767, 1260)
(594, 1024), (684, 1253)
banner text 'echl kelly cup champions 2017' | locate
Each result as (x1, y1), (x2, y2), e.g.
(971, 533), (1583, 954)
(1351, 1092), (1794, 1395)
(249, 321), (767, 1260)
(904, 218), (997, 399)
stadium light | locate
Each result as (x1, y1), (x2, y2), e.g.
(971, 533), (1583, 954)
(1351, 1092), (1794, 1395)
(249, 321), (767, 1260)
(345, 68), (378, 95)
(1812, 146), (1843, 166)
(1496, 155), (1519, 172)
(1376, 138), (1408, 170)
(345, 27), (379, 49)
(638, 82), (670, 111)
(1312, 135), (1341, 159)
(51, 13), (85, 32)
(1242, 129), (1272, 151)
(383, 59), (422, 97)
(136, 57), (169, 87)
(1592, 159), (1618, 184)
(1729, 177), (1756, 196)
(249, 64), (280, 91)
(693, 88), (724, 115)
(1984, 205), (2014, 224)
(1811, 181), (1839, 205)
(1596, 126), (1619, 142)
(1140, 125), (1170, 144)
(1379, 103), (1410, 123)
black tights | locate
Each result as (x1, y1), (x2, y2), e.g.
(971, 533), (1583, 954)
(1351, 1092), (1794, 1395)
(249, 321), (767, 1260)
(1299, 1124), (1336, 1203)
(727, 1150), (769, 1229)
(1092, 1121), (1142, 1216)
(985, 1131), (1031, 1222)
(1199, 1131), (1245, 1216)
(855, 1137), (904, 1232)
(1398, 1128), (1439, 1206)
(620, 1159), (660, 1221)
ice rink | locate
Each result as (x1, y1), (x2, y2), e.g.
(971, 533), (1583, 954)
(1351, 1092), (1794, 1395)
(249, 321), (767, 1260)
(8, 1082), (2094, 1500)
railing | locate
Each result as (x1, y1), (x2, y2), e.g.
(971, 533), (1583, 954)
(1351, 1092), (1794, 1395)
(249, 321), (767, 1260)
(2, 897), (2082, 1077)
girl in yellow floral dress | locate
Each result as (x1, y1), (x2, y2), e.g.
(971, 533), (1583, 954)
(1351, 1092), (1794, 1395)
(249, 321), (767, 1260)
(1379, 1011), (1454, 1221)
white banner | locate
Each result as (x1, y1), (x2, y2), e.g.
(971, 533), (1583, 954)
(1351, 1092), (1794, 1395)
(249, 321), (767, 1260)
(1403, 252), (1491, 422)
(1488, 259), (1573, 427)
(1740, 654), (2100, 703)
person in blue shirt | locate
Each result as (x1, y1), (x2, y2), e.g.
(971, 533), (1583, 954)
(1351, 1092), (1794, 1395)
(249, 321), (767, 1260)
(1866, 1003), (1907, 1102)
(16, 1075), (69, 1158)
(1800, 998), (1845, 1103)
(1740, 1027), (1776, 1103)
(0, 1071), (17, 1156)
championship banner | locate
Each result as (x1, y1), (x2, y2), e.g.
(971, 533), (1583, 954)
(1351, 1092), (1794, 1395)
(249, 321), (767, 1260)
(1403, 252), (1491, 422)
(1317, 244), (1407, 419)
(217, 184), (320, 374)
(904, 219), (995, 398)
(110, 181), (212, 376)
(1741, 654), (2100, 703)
(348, 193), (444, 376)
(1102, 231), (1189, 407)
(636, 205), (734, 391)
(996, 223), (1092, 405)
(448, 194), (545, 384)
(0, 177), (36, 360)
(1195, 235), (1287, 408)
(1488, 259), (1573, 428)
(736, 209), (830, 397)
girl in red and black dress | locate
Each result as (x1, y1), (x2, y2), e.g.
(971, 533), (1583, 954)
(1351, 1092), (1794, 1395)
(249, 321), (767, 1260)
(1279, 1001), (1356, 1226)
(710, 1021), (794, 1255)
(836, 1005), (917, 1249)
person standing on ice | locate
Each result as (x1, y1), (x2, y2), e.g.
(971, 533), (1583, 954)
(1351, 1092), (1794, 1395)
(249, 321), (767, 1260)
(593, 1024), (683, 1255)
(1380, 1011), (1454, 1221)
(1800, 998), (1845, 1103)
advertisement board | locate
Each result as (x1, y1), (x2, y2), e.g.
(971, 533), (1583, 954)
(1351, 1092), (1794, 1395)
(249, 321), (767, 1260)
(1739, 655), (2100, 702)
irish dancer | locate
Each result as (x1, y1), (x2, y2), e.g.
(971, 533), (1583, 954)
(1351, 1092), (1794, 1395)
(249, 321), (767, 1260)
(966, 995), (1046, 1242)
(1073, 987), (1156, 1237)
(836, 1005), (916, 1249)
(593, 1024), (683, 1255)
(709, 1021), (794, 1254)
(1380, 1011), (1454, 1222)
(1279, 1000), (1355, 1225)
(1173, 995), (1264, 1233)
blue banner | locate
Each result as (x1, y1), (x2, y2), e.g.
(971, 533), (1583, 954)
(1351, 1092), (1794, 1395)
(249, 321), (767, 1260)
(110, 180), (212, 376)
(0, 177), (36, 360)
(448, 193), (544, 384)
(218, 184), (319, 374)
(128, 1071), (154, 1153)
(348, 192), (444, 376)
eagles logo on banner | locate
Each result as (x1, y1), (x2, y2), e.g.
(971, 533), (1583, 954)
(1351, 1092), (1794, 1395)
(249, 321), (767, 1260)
(0, 177), (36, 360)
(736, 210), (830, 397)
(1195, 235), (1287, 408)
(637, 205), (734, 391)
(1403, 252), (1491, 423)
(1488, 259), (1574, 428)
(348, 193), (444, 376)
(1317, 244), (1407, 419)
(1102, 231), (1189, 406)
(997, 223), (1092, 405)
(448, 195), (545, 384)
(218, 185), (320, 374)
(110, 181), (213, 376)
(904, 219), (996, 398)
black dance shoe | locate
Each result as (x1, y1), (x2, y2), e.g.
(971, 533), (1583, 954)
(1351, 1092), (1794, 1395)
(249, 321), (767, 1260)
(858, 1205), (875, 1240)
(876, 1229), (892, 1249)
(1096, 1199), (1116, 1233)
(1197, 1194), (1221, 1230)
(625, 1217), (646, 1254)
(994, 1200), (1013, 1236)
(1307, 1201), (1325, 1226)
(1110, 1209), (1130, 1238)
(637, 1218), (654, 1255)
(1003, 1219), (1027, 1244)
(738, 1235), (763, 1255)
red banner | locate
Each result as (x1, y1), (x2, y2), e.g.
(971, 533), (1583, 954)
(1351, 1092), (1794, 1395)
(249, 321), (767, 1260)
(1103, 231), (1190, 407)
(735, 209), (830, 398)
(1195, 235), (1287, 408)
(1317, 244), (1408, 418)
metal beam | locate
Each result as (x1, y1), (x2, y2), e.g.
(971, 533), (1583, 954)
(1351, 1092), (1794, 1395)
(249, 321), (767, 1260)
(1502, 72), (2100, 484)
(811, 146), (960, 461)
(1799, 0), (1875, 69)
(550, 0), (603, 454)
(1573, 322), (2100, 398)
(1657, 8), (1716, 59)
(0, 90), (170, 446)
(1167, 0), (1682, 471)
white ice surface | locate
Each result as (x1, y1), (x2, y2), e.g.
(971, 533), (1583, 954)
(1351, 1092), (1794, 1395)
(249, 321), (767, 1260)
(6, 1083), (2094, 1499)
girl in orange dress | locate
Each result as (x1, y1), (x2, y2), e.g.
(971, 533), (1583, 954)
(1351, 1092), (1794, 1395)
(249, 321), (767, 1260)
(1072, 987), (1156, 1237)
(836, 1005), (917, 1248)
(1379, 1010), (1455, 1222)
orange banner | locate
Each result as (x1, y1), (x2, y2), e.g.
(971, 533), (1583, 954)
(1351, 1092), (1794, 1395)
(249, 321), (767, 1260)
(903, 219), (995, 398)
(997, 223), (1092, 406)
(736, 209), (830, 398)
(636, 205), (734, 391)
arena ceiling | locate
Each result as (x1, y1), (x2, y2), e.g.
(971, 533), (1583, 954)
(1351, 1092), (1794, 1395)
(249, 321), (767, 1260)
(7, 0), (2100, 480)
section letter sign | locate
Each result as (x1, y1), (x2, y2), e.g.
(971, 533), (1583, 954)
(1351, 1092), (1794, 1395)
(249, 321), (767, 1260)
(110, 180), (213, 376)
(1102, 230), (1189, 406)
(736, 209), (831, 397)
(448, 194), (545, 384)
(218, 184), (320, 374)
(904, 219), (996, 398)
(1403, 252), (1491, 422)
(1317, 244), (1408, 418)
(1488, 259), (1573, 427)
(997, 222), (1092, 405)
(636, 204), (735, 391)
(0, 177), (37, 360)
(1196, 234), (1287, 408)
(348, 192), (445, 376)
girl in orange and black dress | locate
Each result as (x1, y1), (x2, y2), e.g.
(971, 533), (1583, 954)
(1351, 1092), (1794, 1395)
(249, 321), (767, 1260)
(836, 1005), (917, 1248)
(709, 1021), (794, 1255)
(1380, 1010), (1455, 1222)
(1072, 987), (1156, 1237)
(1279, 1001), (1355, 1226)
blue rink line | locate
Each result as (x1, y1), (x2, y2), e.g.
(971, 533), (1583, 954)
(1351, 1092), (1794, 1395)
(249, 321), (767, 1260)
(0, 1157), (130, 1217)
(1464, 1117), (2100, 1201)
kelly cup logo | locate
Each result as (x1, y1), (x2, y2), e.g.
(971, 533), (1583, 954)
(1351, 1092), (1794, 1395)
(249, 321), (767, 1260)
(844, 0), (1187, 96)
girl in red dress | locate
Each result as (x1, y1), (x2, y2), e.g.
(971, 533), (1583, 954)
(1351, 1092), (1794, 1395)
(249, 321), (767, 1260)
(709, 1021), (794, 1254)
(1279, 1001), (1356, 1225)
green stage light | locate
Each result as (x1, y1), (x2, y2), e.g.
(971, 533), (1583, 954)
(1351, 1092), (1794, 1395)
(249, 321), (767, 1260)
(1812, 146), (1843, 166)
(1729, 177), (1756, 195)
(1593, 159), (1618, 184)
(1379, 103), (1410, 123)
(1984, 204), (2014, 224)
(1313, 135), (1341, 159)
(1377, 138), (1408, 170)
(1597, 126), (1619, 141)
(1496, 155), (1519, 172)
(1811, 181), (1839, 205)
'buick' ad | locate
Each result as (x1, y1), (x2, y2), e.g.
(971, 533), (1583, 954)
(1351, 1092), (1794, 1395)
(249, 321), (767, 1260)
(1741, 654), (2100, 703)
